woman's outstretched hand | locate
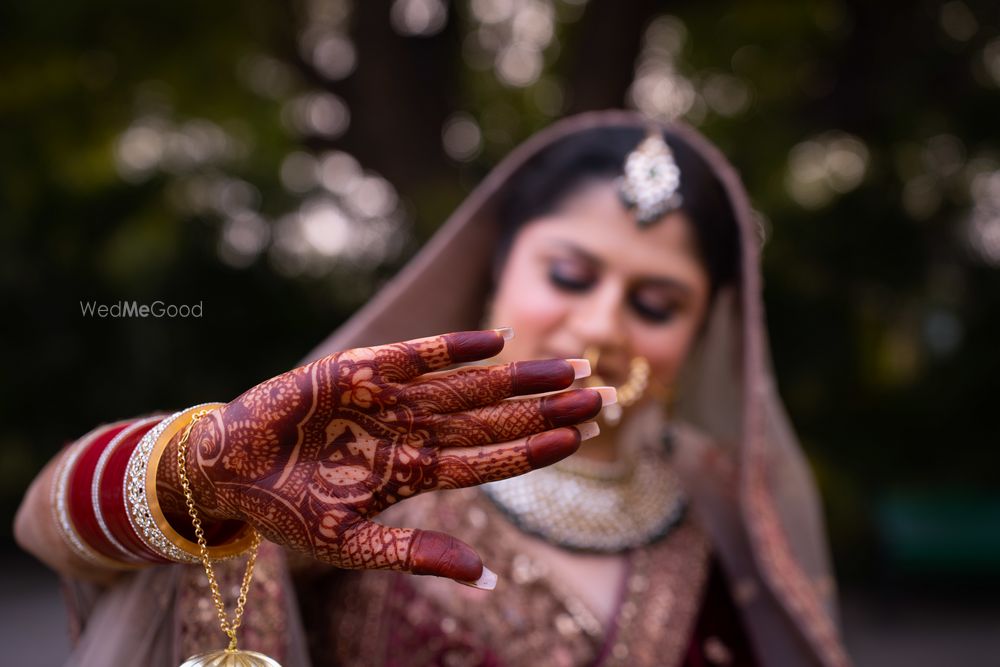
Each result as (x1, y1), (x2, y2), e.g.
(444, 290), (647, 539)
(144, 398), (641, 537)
(157, 330), (606, 585)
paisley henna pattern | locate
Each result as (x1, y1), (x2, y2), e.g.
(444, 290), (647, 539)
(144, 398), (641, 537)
(156, 331), (601, 582)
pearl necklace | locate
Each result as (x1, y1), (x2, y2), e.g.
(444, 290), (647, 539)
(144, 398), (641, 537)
(483, 444), (685, 553)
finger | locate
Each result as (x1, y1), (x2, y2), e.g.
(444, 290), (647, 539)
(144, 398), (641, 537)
(338, 520), (495, 588)
(399, 358), (591, 413)
(433, 425), (597, 490)
(374, 329), (512, 381)
(427, 387), (613, 447)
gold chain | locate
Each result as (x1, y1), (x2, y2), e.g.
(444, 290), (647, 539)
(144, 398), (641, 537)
(582, 348), (651, 408)
(176, 409), (261, 653)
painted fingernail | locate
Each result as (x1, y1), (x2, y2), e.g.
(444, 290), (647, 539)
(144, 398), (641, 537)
(493, 327), (514, 341)
(576, 421), (600, 441)
(449, 331), (505, 363)
(515, 359), (576, 394)
(568, 358), (591, 379)
(593, 386), (618, 406)
(458, 565), (498, 591)
(526, 428), (580, 467)
(541, 390), (603, 426)
(410, 531), (483, 581)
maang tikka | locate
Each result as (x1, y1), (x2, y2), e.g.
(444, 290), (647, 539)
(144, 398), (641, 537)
(618, 129), (683, 226)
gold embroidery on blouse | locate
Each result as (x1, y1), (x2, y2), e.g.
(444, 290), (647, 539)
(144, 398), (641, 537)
(325, 489), (710, 667)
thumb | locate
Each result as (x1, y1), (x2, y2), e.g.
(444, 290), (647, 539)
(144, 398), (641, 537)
(340, 520), (497, 590)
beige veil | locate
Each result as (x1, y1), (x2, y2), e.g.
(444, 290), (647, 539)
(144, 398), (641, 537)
(306, 110), (850, 667)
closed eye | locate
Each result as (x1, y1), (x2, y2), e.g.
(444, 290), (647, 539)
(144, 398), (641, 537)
(548, 260), (595, 292)
(629, 284), (684, 324)
(629, 295), (679, 323)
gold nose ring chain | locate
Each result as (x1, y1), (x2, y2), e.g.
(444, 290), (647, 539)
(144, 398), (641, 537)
(583, 347), (650, 425)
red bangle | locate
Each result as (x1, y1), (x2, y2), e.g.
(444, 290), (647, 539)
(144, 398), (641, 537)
(57, 407), (251, 567)
(93, 417), (171, 564)
(53, 421), (135, 569)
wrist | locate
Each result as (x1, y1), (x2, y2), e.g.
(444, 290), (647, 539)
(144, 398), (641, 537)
(142, 404), (255, 562)
(157, 417), (235, 524)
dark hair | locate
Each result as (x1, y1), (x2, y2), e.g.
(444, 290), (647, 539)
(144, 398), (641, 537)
(495, 126), (740, 297)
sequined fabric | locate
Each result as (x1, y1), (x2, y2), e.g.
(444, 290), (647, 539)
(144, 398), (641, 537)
(316, 488), (710, 667)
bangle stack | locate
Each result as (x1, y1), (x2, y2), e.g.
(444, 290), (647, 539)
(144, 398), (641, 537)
(52, 420), (142, 569)
(52, 404), (254, 568)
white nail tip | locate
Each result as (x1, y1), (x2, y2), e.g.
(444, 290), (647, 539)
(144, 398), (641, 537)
(568, 358), (591, 379)
(458, 565), (497, 591)
(594, 386), (618, 406)
(576, 421), (600, 441)
(494, 327), (515, 341)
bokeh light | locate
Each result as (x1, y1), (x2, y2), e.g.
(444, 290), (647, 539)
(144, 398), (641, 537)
(785, 132), (869, 208)
(305, 31), (357, 81)
(628, 16), (697, 122)
(442, 112), (483, 162)
(966, 170), (1000, 264)
(391, 0), (449, 37)
(983, 38), (1000, 87)
(939, 1), (978, 42)
(114, 116), (241, 182)
(468, 0), (557, 88)
(281, 92), (351, 139)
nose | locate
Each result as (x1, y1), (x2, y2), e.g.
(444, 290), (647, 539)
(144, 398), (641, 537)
(567, 279), (628, 352)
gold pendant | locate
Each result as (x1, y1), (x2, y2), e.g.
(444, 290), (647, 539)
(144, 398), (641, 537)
(180, 648), (283, 667)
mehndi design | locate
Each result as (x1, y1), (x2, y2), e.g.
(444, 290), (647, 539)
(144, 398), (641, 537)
(156, 331), (603, 584)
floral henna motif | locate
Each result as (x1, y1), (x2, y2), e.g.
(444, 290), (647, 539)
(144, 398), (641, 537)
(156, 332), (602, 581)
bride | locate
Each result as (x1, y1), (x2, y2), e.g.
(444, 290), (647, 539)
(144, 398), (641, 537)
(16, 110), (850, 667)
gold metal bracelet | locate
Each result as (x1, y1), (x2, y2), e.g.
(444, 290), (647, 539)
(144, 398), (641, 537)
(127, 403), (256, 563)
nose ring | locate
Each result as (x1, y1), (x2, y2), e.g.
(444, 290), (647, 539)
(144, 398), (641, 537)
(583, 347), (651, 425)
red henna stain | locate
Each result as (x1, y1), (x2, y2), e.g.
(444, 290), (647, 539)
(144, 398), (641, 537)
(399, 363), (531, 415)
(512, 358), (575, 395)
(525, 428), (582, 469)
(157, 333), (591, 572)
(539, 389), (603, 427)
(443, 330), (505, 366)
(408, 529), (483, 581)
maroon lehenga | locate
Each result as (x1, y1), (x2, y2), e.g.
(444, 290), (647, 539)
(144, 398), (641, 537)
(299, 488), (756, 667)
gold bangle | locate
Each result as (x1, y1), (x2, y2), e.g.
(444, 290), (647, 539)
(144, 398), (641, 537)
(127, 403), (256, 563)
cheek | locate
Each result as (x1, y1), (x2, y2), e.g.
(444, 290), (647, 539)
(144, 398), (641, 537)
(632, 318), (702, 387)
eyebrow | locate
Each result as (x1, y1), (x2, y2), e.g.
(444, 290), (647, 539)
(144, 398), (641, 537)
(549, 240), (694, 296)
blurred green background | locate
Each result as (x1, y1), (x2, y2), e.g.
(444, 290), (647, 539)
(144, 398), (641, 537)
(2, 0), (999, 591)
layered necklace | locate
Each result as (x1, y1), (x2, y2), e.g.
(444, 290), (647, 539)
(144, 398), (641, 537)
(482, 432), (685, 553)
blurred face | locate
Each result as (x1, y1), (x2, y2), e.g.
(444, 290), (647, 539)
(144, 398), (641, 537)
(489, 180), (711, 392)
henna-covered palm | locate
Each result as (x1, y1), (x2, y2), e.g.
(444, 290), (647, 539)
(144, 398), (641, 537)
(157, 330), (602, 583)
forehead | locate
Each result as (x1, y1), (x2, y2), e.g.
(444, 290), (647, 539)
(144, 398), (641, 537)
(515, 180), (705, 278)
